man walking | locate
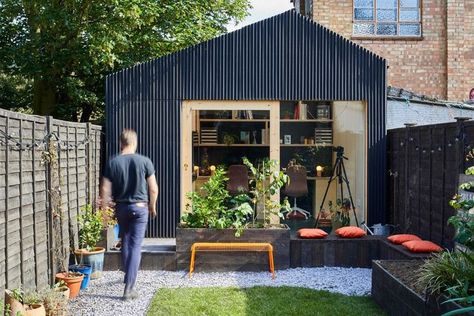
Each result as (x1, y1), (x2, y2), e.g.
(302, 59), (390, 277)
(101, 129), (158, 300)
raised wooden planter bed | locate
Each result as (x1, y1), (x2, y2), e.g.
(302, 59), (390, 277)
(290, 235), (381, 268)
(176, 227), (290, 271)
(372, 260), (473, 316)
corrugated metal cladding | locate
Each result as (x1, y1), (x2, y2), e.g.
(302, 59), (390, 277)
(106, 10), (387, 237)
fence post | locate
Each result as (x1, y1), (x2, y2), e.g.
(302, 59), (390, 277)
(86, 123), (92, 207)
(45, 116), (56, 284)
(454, 117), (471, 177)
(403, 123), (416, 231)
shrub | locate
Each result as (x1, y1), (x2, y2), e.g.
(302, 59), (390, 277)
(78, 204), (107, 250)
(418, 250), (474, 297)
(181, 167), (253, 237)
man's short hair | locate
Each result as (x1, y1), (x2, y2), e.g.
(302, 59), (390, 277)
(120, 129), (137, 147)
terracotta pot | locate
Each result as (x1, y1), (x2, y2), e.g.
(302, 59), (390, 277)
(4, 289), (26, 316)
(74, 247), (105, 279)
(24, 304), (46, 316)
(55, 272), (84, 299)
(54, 286), (70, 300)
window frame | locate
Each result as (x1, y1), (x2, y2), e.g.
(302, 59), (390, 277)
(352, 0), (423, 40)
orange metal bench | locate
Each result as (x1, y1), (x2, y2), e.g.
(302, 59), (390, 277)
(189, 242), (275, 279)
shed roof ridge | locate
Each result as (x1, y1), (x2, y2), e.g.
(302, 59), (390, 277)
(107, 9), (385, 79)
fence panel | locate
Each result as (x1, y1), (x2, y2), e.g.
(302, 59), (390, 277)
(0, 109), (102, 294)
(387, 119), (474, 248)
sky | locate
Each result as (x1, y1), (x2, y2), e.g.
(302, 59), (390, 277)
(227, 0), (294, 32)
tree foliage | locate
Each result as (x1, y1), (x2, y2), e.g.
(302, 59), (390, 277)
(0, 0), (250, 121)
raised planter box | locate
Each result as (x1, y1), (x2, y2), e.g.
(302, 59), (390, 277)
(290, 235), (381, 268)
(176, 227), (290, 271)
(372, 260), (473, 316)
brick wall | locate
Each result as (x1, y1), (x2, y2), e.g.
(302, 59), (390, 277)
(310, 0), (473, 101)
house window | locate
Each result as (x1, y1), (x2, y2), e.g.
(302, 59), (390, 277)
(353, 0), (421, 37)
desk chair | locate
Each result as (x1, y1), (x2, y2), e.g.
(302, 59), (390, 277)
(284, 165), (311, 219)
(227, 165), (249, 195)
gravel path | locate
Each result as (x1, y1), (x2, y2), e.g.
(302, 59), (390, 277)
(69, 267), (372, 316)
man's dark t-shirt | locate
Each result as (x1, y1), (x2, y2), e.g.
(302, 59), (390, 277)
(104, 154), (155, 203)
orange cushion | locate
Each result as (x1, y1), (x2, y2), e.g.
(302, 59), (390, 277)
(387, 234), (421, 245)
(298, 228), (328, 239)
(335, 226), (366, 238)
(402, 240), (443, 253)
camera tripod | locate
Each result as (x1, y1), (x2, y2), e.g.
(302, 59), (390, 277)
(314, 146), (359, 227)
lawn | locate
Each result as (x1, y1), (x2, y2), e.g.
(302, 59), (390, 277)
(146, 286), (385, 316)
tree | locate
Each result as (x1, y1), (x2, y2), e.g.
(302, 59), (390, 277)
(0, 0), (250, 121)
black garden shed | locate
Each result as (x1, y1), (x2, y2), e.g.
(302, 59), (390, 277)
(106, 10), (387, 238)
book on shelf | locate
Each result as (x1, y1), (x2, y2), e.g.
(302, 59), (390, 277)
(292, 102), (308, 120)
(240, 131), (250, 144)
(299, 103), (307, 120)
(260, 128), (270, 144)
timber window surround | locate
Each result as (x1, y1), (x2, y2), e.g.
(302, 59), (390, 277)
(353, 0), (421, 37)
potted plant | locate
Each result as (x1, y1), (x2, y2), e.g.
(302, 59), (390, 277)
(41, 284), (69, 316)
(329, 199), (351, 230)
(282, 110), (293, 119)
(4, 287), (46, 316)
(74, 204), (113, 279)
(54, 271), (83, 300)
(316, 207), (333, 234)
(52, 281), (70, 300)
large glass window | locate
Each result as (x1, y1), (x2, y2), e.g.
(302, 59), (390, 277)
(353, 0), (421, 37)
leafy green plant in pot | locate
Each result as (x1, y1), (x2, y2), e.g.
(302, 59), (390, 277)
(181, 167), (253, 237)
(41, 283), (69, 316)
(73, 204), (113, 280)
(329, 199), (351, 230)
(4, 287), (47, 316)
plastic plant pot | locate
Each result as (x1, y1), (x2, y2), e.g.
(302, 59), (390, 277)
(69, 264), (92, 290)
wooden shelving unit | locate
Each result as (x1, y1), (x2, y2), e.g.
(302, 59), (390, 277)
(194, 143), (269, 147)
(280, 144), (333, 147)
(200, 118), (270, 122)
(280, 119), (333, 123)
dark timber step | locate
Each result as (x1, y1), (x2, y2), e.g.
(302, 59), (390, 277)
(104, 238), (177, 271)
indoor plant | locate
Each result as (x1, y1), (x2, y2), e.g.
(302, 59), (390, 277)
(74, 204), (113, 279)
(329, 198), (351, 230)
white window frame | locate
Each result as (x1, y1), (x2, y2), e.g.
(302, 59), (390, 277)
(352, 0), (422, 39)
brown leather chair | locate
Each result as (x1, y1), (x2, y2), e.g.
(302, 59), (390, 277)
(227, 165), (249, 195)
(284, 165), (311, 219)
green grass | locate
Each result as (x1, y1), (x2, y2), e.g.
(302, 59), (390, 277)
(146, 286), (385, 316)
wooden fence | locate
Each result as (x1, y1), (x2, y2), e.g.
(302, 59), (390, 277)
(387, 118), (474, 249)
(0, 108), (102, 294)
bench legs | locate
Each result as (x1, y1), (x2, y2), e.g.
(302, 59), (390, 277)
(188, 244), (276, 279)
(268, 247), (275, 279)
(189, 245), (196, 278)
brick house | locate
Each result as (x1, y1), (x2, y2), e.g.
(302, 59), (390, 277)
(292, 0), (474, 102)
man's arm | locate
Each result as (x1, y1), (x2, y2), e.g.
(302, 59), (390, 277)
(147, 174), (159, 218)
(100, 177), (112, 209)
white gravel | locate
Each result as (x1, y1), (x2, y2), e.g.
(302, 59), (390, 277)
(69, 267), (372, 316)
